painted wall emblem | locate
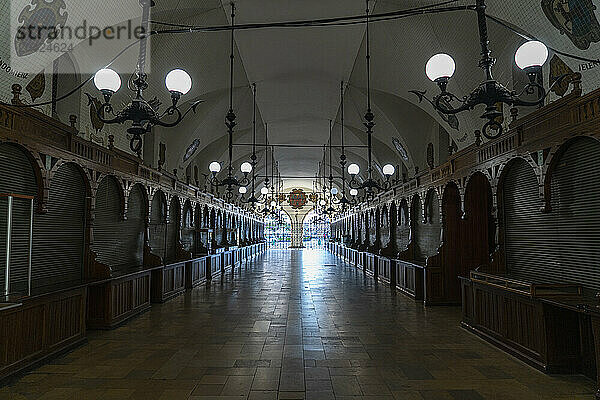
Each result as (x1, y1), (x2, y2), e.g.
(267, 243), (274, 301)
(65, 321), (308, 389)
(392, 138), (409, 161)
(14, 0), (69, 57)
(85, 93), (104, 133)
(426, 143), (434, 169)
(542, 0), (600, 49)
(25, 70), (45, 101)
(183, 138), (201, 162)
(288, 189), (307, 209)
(549, 54), (575, 96)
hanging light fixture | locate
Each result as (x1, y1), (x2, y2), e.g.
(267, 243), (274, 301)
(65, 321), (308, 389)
(207, 3), (252, 197)
(331, 81), (355, 210)
(240, 83), (260, 206)
(410, 0), (569, 139)
(92, 0), (200, 154)
(347, 1), (395, 199)
(261, 145), (276, 216)
(325, 122), (343, 216)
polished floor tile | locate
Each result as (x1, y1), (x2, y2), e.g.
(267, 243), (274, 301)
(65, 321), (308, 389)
(1, 249), (596, 399)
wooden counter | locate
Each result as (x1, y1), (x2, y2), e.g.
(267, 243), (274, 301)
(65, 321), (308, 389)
(151, 261), (186, 303)
(461, 271), (599, 398)
(87, 269), (151, 330)
(0, 286), (87, 381)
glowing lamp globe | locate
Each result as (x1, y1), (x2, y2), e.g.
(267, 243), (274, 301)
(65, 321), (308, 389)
(515, 41), (548, 70)
(319, 199), (326, 206)
(331, 187), (338, 195)
(209, 161), (221, 173)
(165, 69), (192, 95)
(426, 54), (456, 82)
(383, 164), (395, 176)
(270, 201), (276, 207)
(238, 186), (247, 194)
(348, 163), (360, 176)
(350, 188), (358, 196)
(261, 187), (269, 195)
(94, 68), (121, 93)
(240, 162), (252, 173)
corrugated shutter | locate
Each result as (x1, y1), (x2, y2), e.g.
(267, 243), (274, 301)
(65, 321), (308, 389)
(380, 207), (390, 247)
(31, 164), (85, 289)
(165, 199), (179, 262)
(0, 144), (38, 294)
(181, 203), (194, 252)
(418, 192), (441, 258)
(504, 139), (600, 290)
(122, 184), (145, 269)
(396, 202), (410, 250)
(149, 193), (167, 261)
(93, 177), (142, 271)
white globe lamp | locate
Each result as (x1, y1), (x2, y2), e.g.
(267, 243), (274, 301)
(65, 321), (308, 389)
(240, 162), (252, 174)
(165, 69), (192, 95)
(383, 164), (395, 176)
(515, 41), (548, 71)
(94, 68), (121, 93)
(209, 162), (221, 174)
(426, 54), (456, 82)
(348, 163), (360, 176)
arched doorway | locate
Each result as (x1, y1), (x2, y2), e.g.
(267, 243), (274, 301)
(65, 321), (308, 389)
(303, 209), (330, 248)
(265, 212), (291, 248)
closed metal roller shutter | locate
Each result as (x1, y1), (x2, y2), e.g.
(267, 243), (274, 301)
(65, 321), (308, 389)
(93, 177), (143, 271)
(31, 164), (85, 289)
(396, 203), (410, 250)
(0, 144), (38, 294)
(418, 194), (441, 258)
(181, 204), (194, 252)
(165, 200), (179, 262)
(504, 139), (600, 290)
(149, 193), (167, 261)
(121, 185), (145, 269)
(380, 208), (390, 247)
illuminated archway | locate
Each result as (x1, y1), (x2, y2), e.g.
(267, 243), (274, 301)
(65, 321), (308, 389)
(303, 209), (330, 248)
(265, 212), (291, 248)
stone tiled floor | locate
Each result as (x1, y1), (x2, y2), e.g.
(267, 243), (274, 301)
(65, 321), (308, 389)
(2, 249), (596, 399)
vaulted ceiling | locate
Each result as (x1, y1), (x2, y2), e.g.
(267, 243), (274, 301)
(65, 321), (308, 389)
(2, 0), (598, 197)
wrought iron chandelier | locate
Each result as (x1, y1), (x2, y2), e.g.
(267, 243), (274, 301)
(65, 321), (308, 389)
(329, 82), (355, 211)
(92, 0), (200, 154)
(239, 83), (260, 206)
(412, 0), (563, 139)
(208, 3), (252, 197)
(347, 2), (396, 199)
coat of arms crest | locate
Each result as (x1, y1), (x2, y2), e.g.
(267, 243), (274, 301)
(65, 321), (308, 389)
(542, 0), (600, 50)
(14, 0), (69, 57)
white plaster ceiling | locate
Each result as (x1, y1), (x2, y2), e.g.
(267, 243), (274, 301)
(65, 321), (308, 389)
(3, 0), (599, 197)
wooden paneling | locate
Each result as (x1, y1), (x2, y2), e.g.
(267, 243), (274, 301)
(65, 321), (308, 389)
(378, 257), (391, 284)
(395, 260), (424, 301)
(461, 277), (590, 374)
(0, 287), (86, 381)
(87, 270), (151, 330)
(151, 262), (185, 303)
(185, 257), (208, 289)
